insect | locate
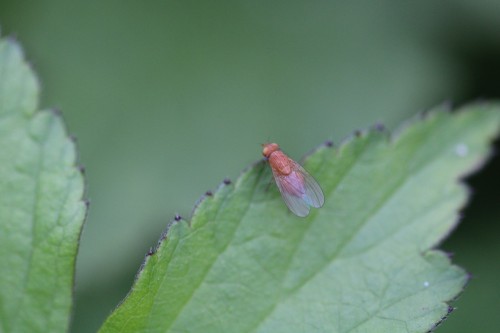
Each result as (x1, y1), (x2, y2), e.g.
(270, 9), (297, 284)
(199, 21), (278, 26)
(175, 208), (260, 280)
(262, 143), (324, 217)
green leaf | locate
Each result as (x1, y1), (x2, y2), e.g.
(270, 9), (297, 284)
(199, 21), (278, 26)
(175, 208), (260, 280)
(100, 105), (500, 333)
(0, 37), (86, 332)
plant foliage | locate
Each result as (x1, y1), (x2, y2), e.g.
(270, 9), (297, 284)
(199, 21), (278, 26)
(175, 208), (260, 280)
(100, 104), (500, 332)
(0, 37), (86, 332)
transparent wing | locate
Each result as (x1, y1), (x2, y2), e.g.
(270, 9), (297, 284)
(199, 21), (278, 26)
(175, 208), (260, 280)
(288, 160), (325, 208)
(272, 168), (311, 217)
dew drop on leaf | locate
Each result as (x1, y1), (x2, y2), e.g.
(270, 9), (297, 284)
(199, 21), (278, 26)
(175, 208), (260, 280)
(455, 143), (468, 157)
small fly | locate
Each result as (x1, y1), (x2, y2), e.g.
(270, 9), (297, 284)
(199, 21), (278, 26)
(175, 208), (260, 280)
(262, 143), (324, 217)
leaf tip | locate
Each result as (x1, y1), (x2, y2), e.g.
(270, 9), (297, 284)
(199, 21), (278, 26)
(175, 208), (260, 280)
(442, 99), (454, 111)
(6, 33), (18, 42)
(372, 122), (386, 132)
(324, 139), (334, 147)
(146, 247), (156, 257)
(78, 165), (86, 175)
(51, 107), (62, 116)
(301, 140), (335, 162)
(5, 34), (20, 49)
(190, 187), (218, 220)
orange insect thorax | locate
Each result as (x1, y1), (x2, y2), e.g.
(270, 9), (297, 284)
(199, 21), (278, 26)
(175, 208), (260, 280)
(263, 143), (293, 176)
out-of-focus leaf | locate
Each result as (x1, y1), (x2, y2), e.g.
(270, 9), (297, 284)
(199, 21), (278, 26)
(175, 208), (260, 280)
(100, 104), (499, 333)
(0, 37), (86, 332)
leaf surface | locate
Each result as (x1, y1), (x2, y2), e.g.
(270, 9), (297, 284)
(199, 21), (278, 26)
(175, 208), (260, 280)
(0, 37), (86, 332)
(100, 105), (500, 333)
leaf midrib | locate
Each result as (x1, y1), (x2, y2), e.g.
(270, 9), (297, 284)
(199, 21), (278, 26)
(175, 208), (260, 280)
(11, 115), (54, 331)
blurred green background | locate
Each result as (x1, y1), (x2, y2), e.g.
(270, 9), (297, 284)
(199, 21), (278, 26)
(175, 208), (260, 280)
(1, 1), (499, 332)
